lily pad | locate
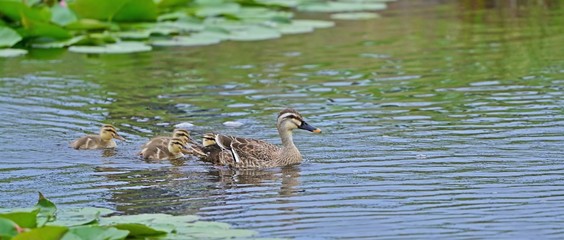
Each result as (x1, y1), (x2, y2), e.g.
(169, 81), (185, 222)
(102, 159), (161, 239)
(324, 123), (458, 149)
(190, 30), (230, 40)
(151, 36), (222, 47)
(69, 42), (152, 54)
(36, 192), (57, 227)
(255, 0), (300, 7)
(0, 48), (27, 57)
(0, 26), (22, 47)
(156, 21), (205, 32)
(331, 12), (380, 20)
(20, 16), (72, 39)
(0, 211), (38, 228)
(164, 221), (257, 240)
(0, 218), (19, 239)
(275, 23), (314, 34)
(12, 226), (68, 240)
(233, 7), (293, 21)
(228, 26), (281, 41)
(61, 226), (129, 240)
(195, 3), (241, 17)
(48, 207), (114, 227)
(69, 0), (157, 22)
(292, 19), (335, 28)
(65, 19), (114, 30)
(157, 11), (188, 21)
(114, 30), (152, 40)
(51, 4), (78, 26)
(32, 36), (87, 48)
(298, 2), (387, 12)
(113, 223), (168, 237)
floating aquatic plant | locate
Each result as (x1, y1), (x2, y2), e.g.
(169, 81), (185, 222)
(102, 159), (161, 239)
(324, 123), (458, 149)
(0, 0), (393, 56)
(0, 192), (258, 239)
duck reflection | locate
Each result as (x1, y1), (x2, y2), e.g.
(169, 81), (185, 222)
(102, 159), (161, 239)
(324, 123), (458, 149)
(101, 149), (117, 157)
(94, 163), (302, 216)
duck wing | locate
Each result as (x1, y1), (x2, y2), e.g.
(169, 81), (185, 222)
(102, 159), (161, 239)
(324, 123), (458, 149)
(213, 134), (280, 167)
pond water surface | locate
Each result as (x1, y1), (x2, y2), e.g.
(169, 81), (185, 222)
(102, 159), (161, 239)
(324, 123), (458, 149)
(1, 1), (564, 239)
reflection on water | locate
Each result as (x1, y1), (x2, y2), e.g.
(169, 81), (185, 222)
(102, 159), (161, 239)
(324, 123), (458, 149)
(1, 1), (564, 239)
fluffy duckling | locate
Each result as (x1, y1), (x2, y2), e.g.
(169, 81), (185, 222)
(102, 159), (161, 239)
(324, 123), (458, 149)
(141, 129), (191, 148)
(193, 108), (321, 169)
(139, 129), (191, 156)
(141, 137), (190, 160)
(71, 124), (126, 150)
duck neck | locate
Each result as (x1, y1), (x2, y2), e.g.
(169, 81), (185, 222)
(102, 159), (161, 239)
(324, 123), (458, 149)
(278, 128), (295, 147)
(277, 128), (302, 165)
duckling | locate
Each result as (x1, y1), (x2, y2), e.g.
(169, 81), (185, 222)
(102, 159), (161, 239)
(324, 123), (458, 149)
(194, 108), (321, 169)
(139, 129), (192, 156)
(141, 137), (193, 160)
(141, 129), (191, 149)
(71, 124), (126, 150)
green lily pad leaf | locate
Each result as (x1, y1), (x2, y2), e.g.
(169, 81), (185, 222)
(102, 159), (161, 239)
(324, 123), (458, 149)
(164, 221), (257, 239)
(157, 21), (205, 32)
(48, 207), (114, 227)
(155, 0), (191, 8)
(21, 15), (72, 39)
(51, 4), (77, 26)
(233, 7), (292, 21)
(292, 19), (335, 28)
(65, 19), (114, 30)
(0, 210), (39, 228)
(69, 0), (127, 21)
(189, 30), (230, 40)
(111, 223), (166, 237)
(151, 36), (221, 47)
(196, 3), (241, 17)
(157, 11), (188, 21)
(275, 23), (314, 34)
(228, 26), (281, 41)
(100, 213), (197, 226)
(13, 226), (68, 240)
(99, 214), (197, 234)
(149, 28), (179, 36)
(69, 42), (152, 54)
(114, 30), (152, 40)
(61, 226), (129, 240)
(0, 0), (50, 22)
(331, 12), (380, 20)
(0, 26), (22, 47)
(298, 2), (387, 12)
(0, 208), (37, 214)
(255, 0), (300, 7)
(35, 192), (57, 226)
(113, 0), (157, 22)
(32, 36), (86, 48)
(0, 218), (19, 239)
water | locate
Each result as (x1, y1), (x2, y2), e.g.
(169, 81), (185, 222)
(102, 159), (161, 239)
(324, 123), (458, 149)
(2, 1), (564, 238)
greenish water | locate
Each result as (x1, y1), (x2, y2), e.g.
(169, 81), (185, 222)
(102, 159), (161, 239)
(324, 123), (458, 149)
(1, 1), (564, 238)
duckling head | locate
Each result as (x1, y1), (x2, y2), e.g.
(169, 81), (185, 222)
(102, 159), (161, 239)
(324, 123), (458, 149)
(277, 108), (321, 133)
(168, 137), (187, 155)
(172, 129), (192, 144)
(100, 124), (126, 141)
(202, 133), (216, 147)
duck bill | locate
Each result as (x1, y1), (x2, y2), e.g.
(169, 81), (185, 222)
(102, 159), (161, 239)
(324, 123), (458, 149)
(299, 121), (322, 133)
(115, 135), (126, 141)
(181, 145), (207, 157)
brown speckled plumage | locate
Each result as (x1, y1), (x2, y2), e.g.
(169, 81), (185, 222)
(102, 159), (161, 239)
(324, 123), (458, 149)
(195, 108), (321, 169)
